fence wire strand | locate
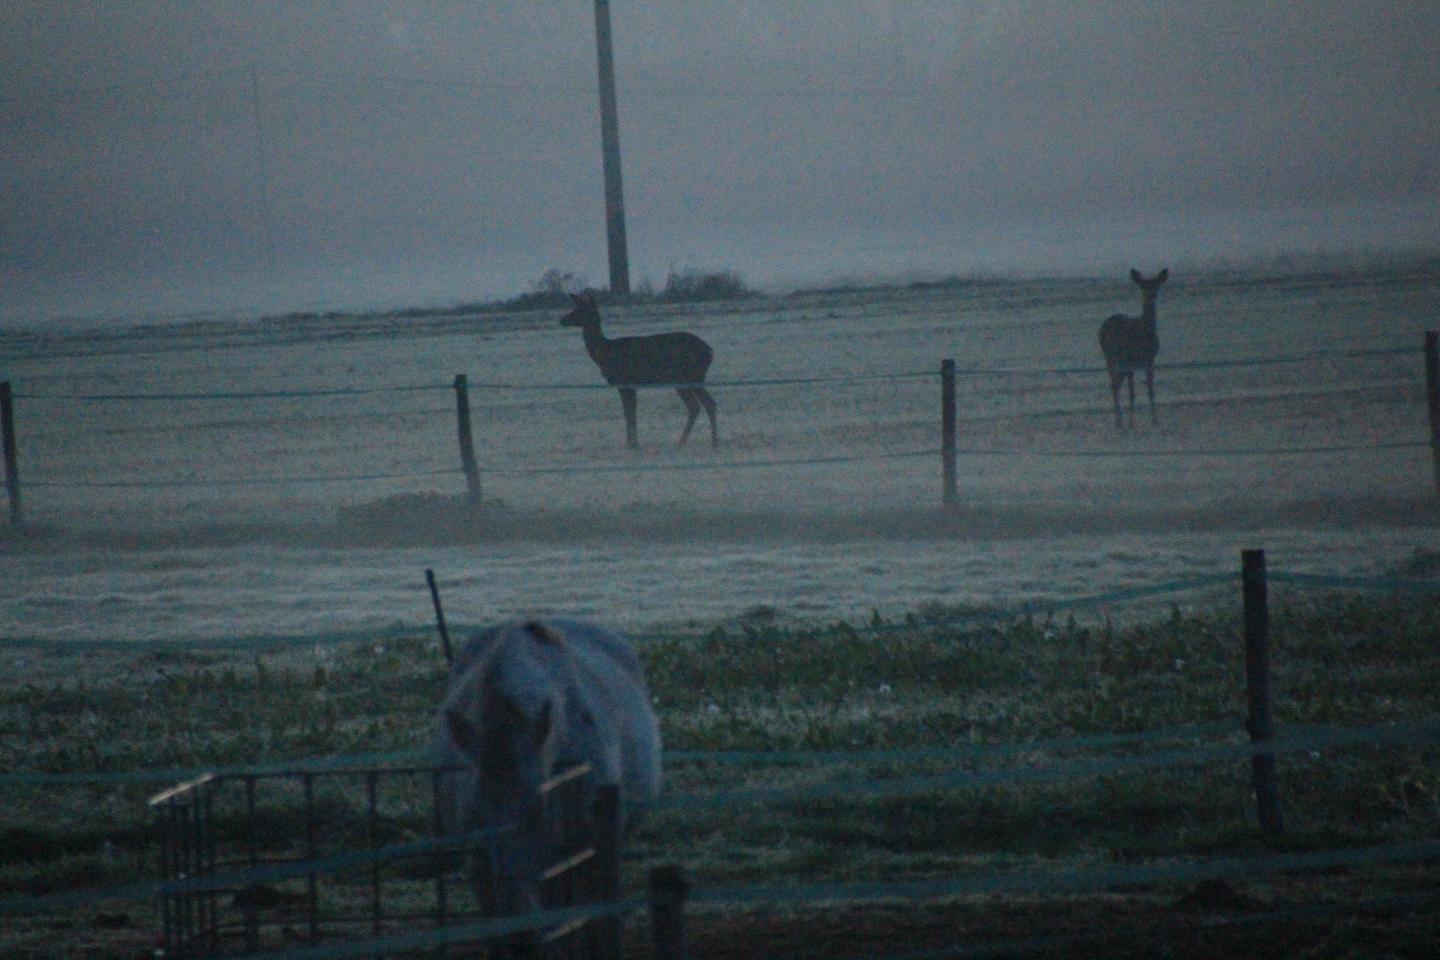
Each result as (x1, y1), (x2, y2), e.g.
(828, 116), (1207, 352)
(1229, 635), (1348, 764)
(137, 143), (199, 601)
(25, 466), (461, 488)
(0, 570), (1233, 656)
(5, 720), (1437, 923)
(9, 343), (1416, 402)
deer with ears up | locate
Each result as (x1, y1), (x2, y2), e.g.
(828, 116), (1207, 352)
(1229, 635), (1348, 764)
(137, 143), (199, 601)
(560, 292), (718, 450)
(1098, 268), (1169, 429)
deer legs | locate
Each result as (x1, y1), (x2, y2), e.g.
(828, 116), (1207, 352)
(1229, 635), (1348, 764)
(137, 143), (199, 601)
(679, 390), (701, 446)
(1144, 367), (1156, 425)
(616, 386), (721, 451)
(619, 386), (720, 451)
(1108, 367), (1157, 429)
(678, 387), (719, 449)
(698, 387), (718, 448)
(619, 387), (639, 450)
(1108, 369), (1127, 429)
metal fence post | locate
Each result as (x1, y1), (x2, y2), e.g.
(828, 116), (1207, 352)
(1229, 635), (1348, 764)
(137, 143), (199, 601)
(1242, 548), (1285, 840)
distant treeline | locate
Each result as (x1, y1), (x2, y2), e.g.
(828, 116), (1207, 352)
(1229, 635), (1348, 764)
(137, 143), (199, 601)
(258, 266), (1028, 325)
(262, 267), (759, 325)
(786, 273), (1007, 298)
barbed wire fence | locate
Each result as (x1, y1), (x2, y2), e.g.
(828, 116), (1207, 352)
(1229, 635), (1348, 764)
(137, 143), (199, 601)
(3, 337), (1437, 529)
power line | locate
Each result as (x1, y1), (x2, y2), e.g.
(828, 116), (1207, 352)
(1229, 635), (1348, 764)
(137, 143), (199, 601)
(0, 67), (248, 105)
(0, 65), (979, 107)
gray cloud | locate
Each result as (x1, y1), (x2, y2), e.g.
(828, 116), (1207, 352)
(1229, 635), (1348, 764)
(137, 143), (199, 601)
(2, 1), (1437, 321)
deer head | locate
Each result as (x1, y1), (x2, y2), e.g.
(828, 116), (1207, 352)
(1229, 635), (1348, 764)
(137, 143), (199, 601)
(559, 291), (600, 328)
(1130, 268), (1169, 303)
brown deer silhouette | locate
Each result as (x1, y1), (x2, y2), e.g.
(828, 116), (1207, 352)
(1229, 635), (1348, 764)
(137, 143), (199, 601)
(1098, 268), (1168, 428)
(560, 292), (718, 450)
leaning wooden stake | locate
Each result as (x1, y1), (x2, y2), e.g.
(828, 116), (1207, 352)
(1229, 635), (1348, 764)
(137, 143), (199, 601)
(941, 359), (957, 513)
(453, 374), (482, 506)
(1424, 332), (1440, 495)
(1, 382), (20, 526)
(425, 568), (454, 666)
(649, 864), (689, 960)
(1242, 549), (1285, 839)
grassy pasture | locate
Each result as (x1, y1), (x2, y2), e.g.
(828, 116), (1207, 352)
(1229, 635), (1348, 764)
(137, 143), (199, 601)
(2, 583), (1439, 958)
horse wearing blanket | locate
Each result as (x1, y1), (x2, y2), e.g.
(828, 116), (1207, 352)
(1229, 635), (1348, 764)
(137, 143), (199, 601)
(435, 618), (662, 933)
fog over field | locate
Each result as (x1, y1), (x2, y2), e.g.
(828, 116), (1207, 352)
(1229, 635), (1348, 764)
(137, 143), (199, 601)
(1, 1), (1436, 321)
(8, 11), (1440, 960)
(2, 4), (1439, 636)
(3, 267), (1439, 642)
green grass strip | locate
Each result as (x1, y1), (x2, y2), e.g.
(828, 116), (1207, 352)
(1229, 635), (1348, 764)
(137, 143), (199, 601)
(0, 621), (443, 653)
(0, 724), (1232, 788)
(655, 719), (1440, 812)
(0, 749), (433, 786)
(0, 571), (1236, 654)
(664, 721), (1237, 766)
(688, 837), (1440, 910)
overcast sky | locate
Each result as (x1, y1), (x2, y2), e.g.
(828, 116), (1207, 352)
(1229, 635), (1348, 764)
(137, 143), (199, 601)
(2, 1), (1437, 323)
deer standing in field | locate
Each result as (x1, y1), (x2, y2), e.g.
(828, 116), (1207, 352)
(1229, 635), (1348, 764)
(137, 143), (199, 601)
(560, 291), (718, 450)
(1098, 268), (1169, 428)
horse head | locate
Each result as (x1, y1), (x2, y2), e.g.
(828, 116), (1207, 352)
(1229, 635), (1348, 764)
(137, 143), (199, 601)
(441, 621), (577, 918)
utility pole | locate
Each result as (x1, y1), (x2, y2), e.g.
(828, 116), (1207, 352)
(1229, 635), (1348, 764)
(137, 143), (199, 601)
(593, 0), (630, 296)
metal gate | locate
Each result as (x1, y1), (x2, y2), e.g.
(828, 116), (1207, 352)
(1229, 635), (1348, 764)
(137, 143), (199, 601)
(150, 762), (621, 959)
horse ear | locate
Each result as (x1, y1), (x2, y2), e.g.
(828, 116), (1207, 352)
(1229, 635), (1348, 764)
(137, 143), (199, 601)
(445, 707), (483, 759)
(1157, 268), (1169, 283)
(570, 293), (585, 306)
(1130, 269), (1143, 284)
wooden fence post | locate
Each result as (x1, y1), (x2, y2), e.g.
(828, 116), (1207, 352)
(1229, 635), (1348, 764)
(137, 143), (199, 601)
(1242, 548), (1285, 840)
(941, 359), (957, 514)
(1, 382), (20, 526)
(453, 375), (481, 507)
(1424, 332), (1440, 495)
(648, 864), (689, 960)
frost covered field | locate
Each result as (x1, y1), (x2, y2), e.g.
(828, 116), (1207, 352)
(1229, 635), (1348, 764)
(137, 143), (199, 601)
(3, 262), (1440, 644)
